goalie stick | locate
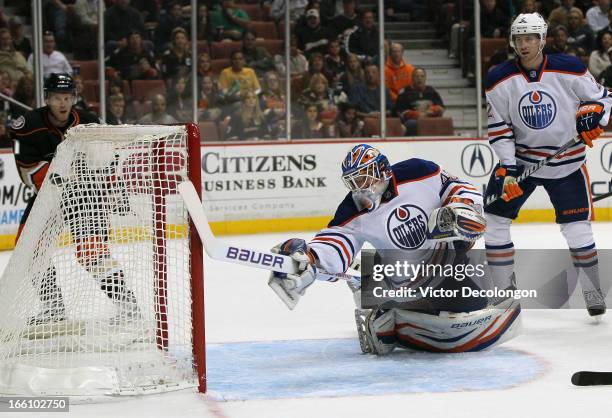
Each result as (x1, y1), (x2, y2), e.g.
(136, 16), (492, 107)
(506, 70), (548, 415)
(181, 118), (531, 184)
(178, 181), (361, 284)
(485, 135), (583, 207)
(571, 371), (612, 386)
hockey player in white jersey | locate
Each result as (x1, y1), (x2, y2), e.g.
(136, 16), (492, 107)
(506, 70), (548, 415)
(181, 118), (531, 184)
(269, 144), (521, 354)
(485, 13), (608, 318)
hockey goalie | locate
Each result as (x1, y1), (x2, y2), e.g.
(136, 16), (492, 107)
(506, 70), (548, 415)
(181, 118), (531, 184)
(268, 144), (521, 354)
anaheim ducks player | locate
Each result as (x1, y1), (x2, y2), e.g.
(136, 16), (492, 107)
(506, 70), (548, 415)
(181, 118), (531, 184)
(268, 144), (522, 354)
(485, 13), (610, 318)
(11, 73), (138, 325)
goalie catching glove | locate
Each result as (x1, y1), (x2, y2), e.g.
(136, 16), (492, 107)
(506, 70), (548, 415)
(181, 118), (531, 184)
(576, 101), (605, 147)
(427, 198), (486, 242)
(268, 238), (318, 310)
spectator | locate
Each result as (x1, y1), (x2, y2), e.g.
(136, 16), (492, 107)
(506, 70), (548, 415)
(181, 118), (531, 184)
(270, 0), (309, 22)
(198, 75), (225, 121)
(0, 70), (13, 97)
(10, 73), (35, 119)
(28, 31), (73, 79)
(73, 75), (93, 113)
(519, 0), (537, 14)
(331, 0), (359, 38)
(296, 8), (336, 58)
(104, 0), (146, 53)
(384, 42), (414, 103)
(0, 28), (30, 85)
(167, 76), (193, 122)
(567, 9), (594, 54)
(589, 30), (612, 78)
(347, 10), (378, 62)
(160, 27), (192, 80)
(260, 70), (286, 117)
(544, 25), (585, 57)
(298, 73), (345, 119)
(293, 102), (327, 139)
(197, 4), (212, 41)
(598, 8), (612, 35)
(274, 33), (309, 76)
(9, 18), (31, 60)
(339, 53), (365, 94)
(108, 31), (156, 81)
(348, 63), (392, 118)
(219, 51), (262, 102)
(225, 90), (275, 140)
(394, 67), (445, 135)
(106, 94), (129, 125)
(548, 0), (582, 30)
(335, 102), (364, 138)
(587, 0), (611, 33)
(138, 94), (178, 124)
(66, 0), (98, 59)
(304, 52), (333, 86)
(197, 53), (214, 80)
(209, 0), (251, 41)
(131, 0), (160, 23)
(325, 39), (346, 80)
(156, 2), (189, 50)
(242, 31), (275, 76)
(481, 0), (508, 39)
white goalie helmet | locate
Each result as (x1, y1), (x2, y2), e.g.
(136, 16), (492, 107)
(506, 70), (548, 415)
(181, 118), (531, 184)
(509, 12), (548, 50)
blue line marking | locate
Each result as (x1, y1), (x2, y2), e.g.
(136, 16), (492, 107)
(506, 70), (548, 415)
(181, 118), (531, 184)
(206, 338), (544, 401)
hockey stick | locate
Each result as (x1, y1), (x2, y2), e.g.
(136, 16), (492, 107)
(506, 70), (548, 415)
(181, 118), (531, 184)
(571, 371), (612, 386)
(178, 181), (361, 282)
(485, 135), (583, 207)
(593, 190), (612, 203)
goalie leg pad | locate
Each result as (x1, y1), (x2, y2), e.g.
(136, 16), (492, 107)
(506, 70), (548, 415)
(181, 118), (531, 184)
(394, 299), (522, 352)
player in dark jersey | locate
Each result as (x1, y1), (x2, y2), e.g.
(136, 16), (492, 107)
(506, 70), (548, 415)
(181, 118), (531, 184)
(11, 73), (138, 325)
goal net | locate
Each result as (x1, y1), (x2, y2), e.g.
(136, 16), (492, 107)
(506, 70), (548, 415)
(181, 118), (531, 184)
(0, 124), (205, 398)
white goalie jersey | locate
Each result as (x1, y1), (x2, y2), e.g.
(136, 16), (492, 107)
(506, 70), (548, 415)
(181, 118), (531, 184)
(308, 159), (483, 274)
(486, 53), (612, 179)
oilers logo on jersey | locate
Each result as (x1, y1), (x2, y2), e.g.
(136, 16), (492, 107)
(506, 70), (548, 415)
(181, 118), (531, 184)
(518, 90), (556, 130)
(387, 204), (428, 250)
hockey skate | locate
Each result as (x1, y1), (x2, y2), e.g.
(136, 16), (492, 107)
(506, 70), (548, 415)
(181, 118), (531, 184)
(109, 291), (143, 326)
(355, 308), (376, 354)
(27, 298), (66, 326)
(583, 288), (606, 318)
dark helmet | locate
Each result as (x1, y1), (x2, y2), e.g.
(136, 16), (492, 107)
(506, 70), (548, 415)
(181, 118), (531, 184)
(44, 73), (75, 95)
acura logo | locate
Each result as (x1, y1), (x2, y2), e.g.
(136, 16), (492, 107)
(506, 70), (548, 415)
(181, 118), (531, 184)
(601, 141), (612, 175)
(461, 143), (494, 177)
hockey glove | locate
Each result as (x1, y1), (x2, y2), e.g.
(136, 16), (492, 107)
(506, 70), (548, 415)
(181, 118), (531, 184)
(268, 238), (317, 310)
(428, 199), (486, 242)
(576, 102), (605, 147)
(495, 165), (523, 202)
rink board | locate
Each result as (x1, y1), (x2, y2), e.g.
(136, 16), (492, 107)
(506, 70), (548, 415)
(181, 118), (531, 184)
(0, 136), (611, 248)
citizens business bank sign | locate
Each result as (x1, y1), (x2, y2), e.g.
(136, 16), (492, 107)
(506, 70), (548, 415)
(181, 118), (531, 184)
(200, 144), (348, 222)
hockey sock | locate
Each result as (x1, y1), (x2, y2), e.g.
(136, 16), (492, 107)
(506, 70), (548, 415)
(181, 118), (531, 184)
(570, 244), (602, 292)
(485, 242), (516, 290)
(99, 269), (137, 303)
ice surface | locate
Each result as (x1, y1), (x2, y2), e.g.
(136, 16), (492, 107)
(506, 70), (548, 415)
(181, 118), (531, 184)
(5, 223), (612, 418)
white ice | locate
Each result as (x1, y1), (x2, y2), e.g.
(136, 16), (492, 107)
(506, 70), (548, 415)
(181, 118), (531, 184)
(8, 223), (612, 418)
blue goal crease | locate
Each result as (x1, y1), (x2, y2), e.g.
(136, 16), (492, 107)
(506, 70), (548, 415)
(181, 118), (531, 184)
(205, 338), (544, 401)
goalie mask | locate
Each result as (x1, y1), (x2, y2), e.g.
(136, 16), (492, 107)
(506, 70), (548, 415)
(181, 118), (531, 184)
(341, 144), (392, 211)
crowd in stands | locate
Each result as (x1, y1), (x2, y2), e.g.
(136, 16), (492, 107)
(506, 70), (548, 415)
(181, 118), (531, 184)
(0, 0), (541, 142)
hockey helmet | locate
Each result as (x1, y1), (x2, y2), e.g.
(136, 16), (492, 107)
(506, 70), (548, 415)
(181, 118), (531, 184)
(342, 144), (391, 190)
(509, 13), (548, 50)
(44, 73), (75, 95)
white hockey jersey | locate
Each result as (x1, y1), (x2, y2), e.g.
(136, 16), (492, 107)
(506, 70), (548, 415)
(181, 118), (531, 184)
(486, 53), (612, 179)
(308, 159), (483, 274)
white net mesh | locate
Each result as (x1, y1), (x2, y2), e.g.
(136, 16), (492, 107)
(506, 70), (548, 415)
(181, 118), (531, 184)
(0, 124), (200, 397)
